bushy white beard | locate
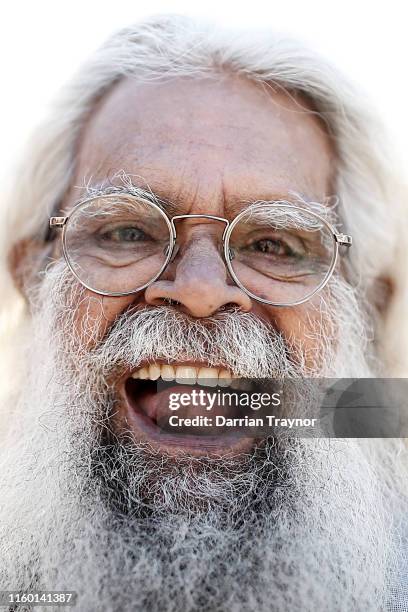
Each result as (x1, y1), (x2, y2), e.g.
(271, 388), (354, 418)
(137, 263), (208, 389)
(0, 265), (406, 612)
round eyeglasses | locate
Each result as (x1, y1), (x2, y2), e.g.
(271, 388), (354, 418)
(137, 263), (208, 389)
(49, 193), (352, 307)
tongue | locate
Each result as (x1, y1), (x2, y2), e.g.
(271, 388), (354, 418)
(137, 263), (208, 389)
(137, 383), (219, 422)
(127, 380), (240, 427)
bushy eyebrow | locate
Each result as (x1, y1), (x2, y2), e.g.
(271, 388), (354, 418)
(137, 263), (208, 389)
(77, 178), (180, 216)
(243, 196), (339, 225)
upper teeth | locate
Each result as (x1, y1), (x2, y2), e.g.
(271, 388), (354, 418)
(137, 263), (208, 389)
(131, 363), (233, 387)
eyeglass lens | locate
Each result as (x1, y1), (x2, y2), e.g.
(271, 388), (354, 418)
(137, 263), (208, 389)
(227, 204), (335, 304)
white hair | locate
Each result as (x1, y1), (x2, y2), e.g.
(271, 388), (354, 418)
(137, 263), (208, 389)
(0, 13), (407, 374)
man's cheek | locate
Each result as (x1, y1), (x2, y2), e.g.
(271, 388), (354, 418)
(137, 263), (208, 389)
(271, 302), (327, 370)
(73, 292), (136, 350)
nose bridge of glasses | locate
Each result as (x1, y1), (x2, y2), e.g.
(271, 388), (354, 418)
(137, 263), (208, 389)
(170, 214), (229, 240)
(165, 215), (230, 263)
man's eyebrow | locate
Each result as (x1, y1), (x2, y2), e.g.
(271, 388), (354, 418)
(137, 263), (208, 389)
(76, 179), (180, 215)
(232, 194), (339, 224)
(71, 176), (339, 224)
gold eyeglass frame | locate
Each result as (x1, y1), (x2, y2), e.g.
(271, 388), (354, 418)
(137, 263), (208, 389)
(49, 193), (352, 307)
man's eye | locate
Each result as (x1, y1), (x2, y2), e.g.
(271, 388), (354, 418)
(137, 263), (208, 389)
(250, 238), (296, 257)
(100, 226), (148, 243)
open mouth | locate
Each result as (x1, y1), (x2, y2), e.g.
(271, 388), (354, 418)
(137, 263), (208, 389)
(120, 362), (259, 454)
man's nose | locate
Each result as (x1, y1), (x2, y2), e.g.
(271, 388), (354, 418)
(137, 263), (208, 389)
(144, 236), (252, 318)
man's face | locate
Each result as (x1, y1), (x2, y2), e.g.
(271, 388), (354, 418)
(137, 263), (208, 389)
(2, 74), (396, 612)
(58, 75), (335, 455)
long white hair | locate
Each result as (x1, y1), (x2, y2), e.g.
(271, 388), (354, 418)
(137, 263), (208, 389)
(0, 13), (407, 374)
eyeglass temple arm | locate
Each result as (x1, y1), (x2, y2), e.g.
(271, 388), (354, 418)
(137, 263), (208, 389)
(49, 217), (67, 228)
(334, 233), (352, 247)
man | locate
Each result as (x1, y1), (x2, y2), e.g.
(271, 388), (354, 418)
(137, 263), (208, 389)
(0, 14), (407, 612)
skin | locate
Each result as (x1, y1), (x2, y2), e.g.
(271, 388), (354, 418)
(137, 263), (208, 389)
(16, 75), (337, 454)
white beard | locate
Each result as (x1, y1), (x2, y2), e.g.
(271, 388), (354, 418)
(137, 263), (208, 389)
(0, 266), (406, 612)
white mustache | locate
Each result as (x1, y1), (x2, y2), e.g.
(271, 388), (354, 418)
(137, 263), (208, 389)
(84, 305), (304, 380)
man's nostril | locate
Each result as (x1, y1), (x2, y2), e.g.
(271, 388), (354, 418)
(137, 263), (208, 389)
(218, 302), (243, 312)
(163, 297), (181, 307)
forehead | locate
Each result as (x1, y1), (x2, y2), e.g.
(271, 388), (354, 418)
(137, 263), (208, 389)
(71, 75), (335, 213)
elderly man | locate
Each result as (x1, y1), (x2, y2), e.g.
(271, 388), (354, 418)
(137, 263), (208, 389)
(0, 14), (407, 612)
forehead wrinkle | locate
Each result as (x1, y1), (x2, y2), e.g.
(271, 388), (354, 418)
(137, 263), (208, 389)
(75, 76), (335, 189)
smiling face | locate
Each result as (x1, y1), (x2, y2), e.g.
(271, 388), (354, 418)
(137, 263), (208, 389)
(50, 74), (340, 455)
(3, 66), (397, 612)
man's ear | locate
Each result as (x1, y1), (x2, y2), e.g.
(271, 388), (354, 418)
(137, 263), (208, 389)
(369, 275), (395, 317)
(8, 238), (54, 301)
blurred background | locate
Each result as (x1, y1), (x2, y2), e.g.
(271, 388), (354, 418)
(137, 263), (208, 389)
(0, 0), (407, 183)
